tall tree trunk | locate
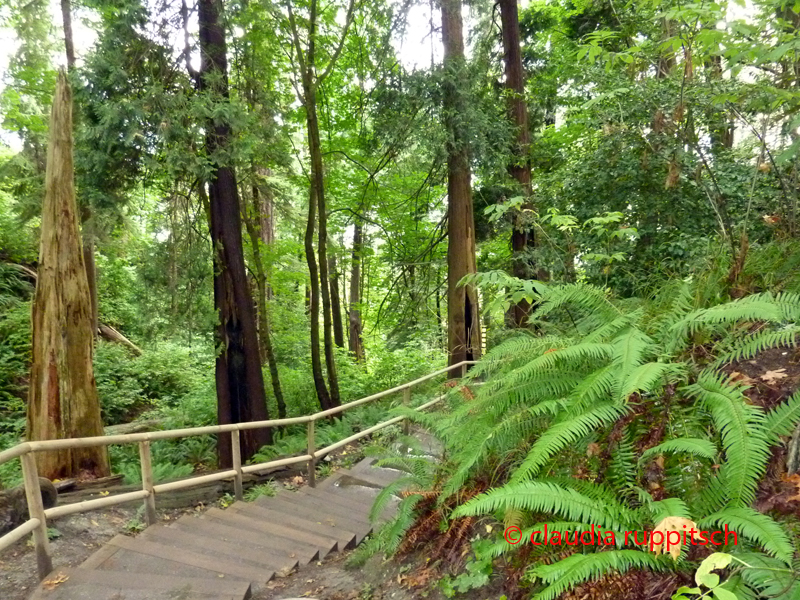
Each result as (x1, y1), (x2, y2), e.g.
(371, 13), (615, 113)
(303, 80), (341, 407)
(305, 185), (332, 410)
(244, 175), (286, 419)
(499, 0), (534, 328)
(329, 251), (345, 348)
(61, 0), (99, 337)
(27, 72), (109, 480)
(197, 0), (271, 466)
(348, 220), (365, 362)
(441, 0), (481, 367)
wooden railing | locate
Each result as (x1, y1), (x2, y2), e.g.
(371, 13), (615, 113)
(0, 360), (475, 580)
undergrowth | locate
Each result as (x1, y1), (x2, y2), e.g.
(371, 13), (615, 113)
(361, 279), (800, 600)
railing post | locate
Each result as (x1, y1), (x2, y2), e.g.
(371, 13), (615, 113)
(460, 361), (467, 378)
(20, 452), (52, 580)
(138, 440), (157, 526)
(307, 420), (316, 488)
(231, 430), (243, 501)
(402, 386), (411, 436)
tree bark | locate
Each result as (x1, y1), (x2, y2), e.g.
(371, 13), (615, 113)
(348, 219), (365, 362)
(499, 0), (534, 328)
(61, 0), (99, 338)
(305, 185), (333, 410)
(244, 176), (286, 419)
(197, 0), (271, 466)
(329, 251), (345, 348)
(27, 72), (109, 480)
(441, 0), (481, 367)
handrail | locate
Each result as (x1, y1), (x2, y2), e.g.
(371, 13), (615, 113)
(0, 359), (476, 580)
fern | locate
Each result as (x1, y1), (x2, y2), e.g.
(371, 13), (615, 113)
(639, 438), (718, 463)
(511, 403), (627, 481)
(529, 550), (667, 600)
(452, 481), (638, 531)
(699, 507), (795, 564)
(735, 552), (800, 600)
(764, 390), (800, 443)
(685, 373), (770, 507)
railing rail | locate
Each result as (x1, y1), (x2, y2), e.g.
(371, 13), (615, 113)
(0, 360), (476, 579)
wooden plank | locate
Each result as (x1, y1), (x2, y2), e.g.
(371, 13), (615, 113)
(95, 546), (239, 582)
(228, 502), (355, 550)
(31, 581), (241, 600)
(171, 515), (305, 568)
(31, 567), (251, 599)
(141, 524), (287, 572)
(300, 485), (399, 523)
(203, 508), (331, 560)
(256, 495), (371, 543)
(107, 534), (271, 583)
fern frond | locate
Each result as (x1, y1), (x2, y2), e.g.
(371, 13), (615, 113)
(764, 390), (800, 444)
(735, 552), (800, 599)
(618, 361), (686, 402)
(452, 481), (638, 531)
(529, 550), (667, 600)
(685, 372), (770, 506)
(645, 497), (691, 522)
(639, 438), (717, 463)
(511, 403), (628, 481)
(699, 507), (795, 564)
(711, 326), (799, 368)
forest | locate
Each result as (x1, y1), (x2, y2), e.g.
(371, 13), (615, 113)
(2, 0), (800, 596)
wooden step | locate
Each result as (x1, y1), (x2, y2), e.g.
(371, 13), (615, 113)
(105, 534), (271, 583)
(171, 515), (304, 569)
(203, 507), (333, 560)
(141, 523), (286, 573)
(271, 489), (373, 525)
(301, 484), (399, 523)
(227, 501), (356, 550)
(256, 495), (372, 543)
(30, 567), (251, 600)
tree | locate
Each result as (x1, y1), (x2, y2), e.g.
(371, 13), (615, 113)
(441, 0), (481, 366)
(26, 71), (109, 480)
(196, 0), (271, 465)
(286, 0), (357, 409)
(499, 0), (535, 328)
(348, 218), (366, 362)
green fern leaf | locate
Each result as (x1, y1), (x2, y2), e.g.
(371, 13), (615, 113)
(699, 507), (795, 564)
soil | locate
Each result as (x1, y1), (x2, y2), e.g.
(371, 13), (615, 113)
(251, 550), (505, 600)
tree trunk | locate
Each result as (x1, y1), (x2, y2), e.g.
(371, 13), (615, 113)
(197, 0), (271, 466)
(441, 0), (481, 367)
(305, 185), (332, 410)
(499, 0), (534, 328)
(303, 81), (341, 407)
(329, 251), (345, 348)
(244, 176), (286, 419)
(27, 72), (109, 480)
(348, 219), (365, 362)
(62, 0), (99, 338)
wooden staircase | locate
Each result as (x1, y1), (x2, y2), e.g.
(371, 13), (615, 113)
(29, 458), (404, 600)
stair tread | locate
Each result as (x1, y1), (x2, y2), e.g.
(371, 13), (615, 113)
(256, 495), (371, 543)
(142, 523), (287, 572)
(30, 567), (251, 599)
(172, 515), (304, 568)
(228, 501), (356, 550)
(270, 490), (373, 524)
(203, 507), (329, 560)
(105, 534), (272, 582)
